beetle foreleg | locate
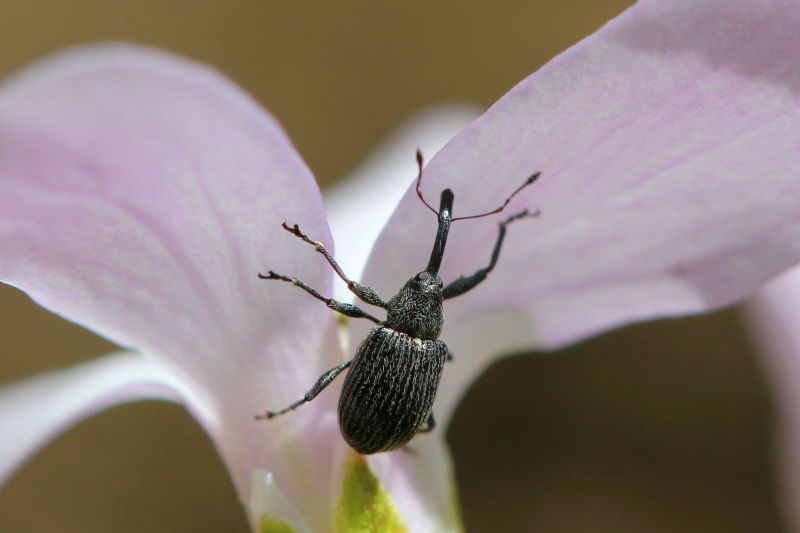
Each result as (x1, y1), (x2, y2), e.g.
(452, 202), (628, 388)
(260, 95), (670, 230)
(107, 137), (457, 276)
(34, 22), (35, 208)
(281, 222), (388, 308)
(442, 209), (538, 300)
(259, 271), (381, 323)
(256, 360), (352, 420)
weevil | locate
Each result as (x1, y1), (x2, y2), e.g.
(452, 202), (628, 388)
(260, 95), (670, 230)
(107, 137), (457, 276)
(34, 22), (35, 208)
(256, 151), (540, 454)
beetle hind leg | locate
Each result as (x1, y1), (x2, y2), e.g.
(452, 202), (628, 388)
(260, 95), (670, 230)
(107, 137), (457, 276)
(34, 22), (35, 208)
(256, 360), (352, 420)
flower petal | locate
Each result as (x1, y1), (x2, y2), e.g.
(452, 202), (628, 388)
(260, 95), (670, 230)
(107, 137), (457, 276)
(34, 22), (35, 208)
(0, 351), (180, 485)
(745, 269), (800, 532)
(366, 438), (463, 533)
(0, 43), (335, 388)
(363, 0), (800, 422)
(0, 44), (344, 521)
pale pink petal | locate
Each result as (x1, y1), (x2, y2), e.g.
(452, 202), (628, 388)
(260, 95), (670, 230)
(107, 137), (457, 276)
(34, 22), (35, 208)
(0, 44), (345, 524)
(745, 269), (800, 532)
(0, 351), (181, 485)
(362, 0), (800, 422)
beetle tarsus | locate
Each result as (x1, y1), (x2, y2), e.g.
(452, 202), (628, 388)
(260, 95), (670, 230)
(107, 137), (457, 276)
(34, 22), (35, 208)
(257, 270), (282, 280)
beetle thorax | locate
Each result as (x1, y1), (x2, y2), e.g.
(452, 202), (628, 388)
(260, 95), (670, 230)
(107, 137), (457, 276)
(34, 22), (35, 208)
(384, 271), (443, 340)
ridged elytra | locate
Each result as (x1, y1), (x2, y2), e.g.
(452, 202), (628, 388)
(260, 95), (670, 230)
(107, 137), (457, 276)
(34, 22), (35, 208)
(257, 151), (540, 454)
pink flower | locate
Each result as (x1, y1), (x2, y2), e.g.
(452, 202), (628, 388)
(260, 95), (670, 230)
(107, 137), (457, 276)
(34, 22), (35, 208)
(3, 0), (800, 530)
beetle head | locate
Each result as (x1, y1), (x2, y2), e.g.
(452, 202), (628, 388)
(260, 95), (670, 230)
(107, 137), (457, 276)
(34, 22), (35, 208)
(385, 270), (444, 340)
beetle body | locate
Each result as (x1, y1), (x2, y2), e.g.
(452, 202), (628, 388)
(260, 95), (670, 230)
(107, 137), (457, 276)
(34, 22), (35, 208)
(338, 213), (450, 453)
(257, 152), (539, 454)
(339, 325), (448, 453)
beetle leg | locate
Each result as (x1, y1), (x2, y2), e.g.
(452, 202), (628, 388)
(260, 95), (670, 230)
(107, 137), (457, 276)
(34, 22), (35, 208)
(280, 222), (388, 308)
(259, 271), (381, 323)
(418, 412), (436, 433)
(447, 349), (454, 362)
(442, 209), (539, 300)
(256, 360), (352, 420)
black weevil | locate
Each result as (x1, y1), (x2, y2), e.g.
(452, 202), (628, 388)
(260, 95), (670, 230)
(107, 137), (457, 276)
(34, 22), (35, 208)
(257, 152), (540, 454)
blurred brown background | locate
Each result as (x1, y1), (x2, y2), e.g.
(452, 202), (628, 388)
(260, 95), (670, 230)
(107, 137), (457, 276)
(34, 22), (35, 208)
(0, 1), (784, 531)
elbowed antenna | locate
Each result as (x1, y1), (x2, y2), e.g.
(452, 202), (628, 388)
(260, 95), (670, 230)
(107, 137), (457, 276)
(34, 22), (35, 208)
(414, 149), (541, 222)
(425, 189), (454, 274)
(415, 149), (439, 217)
